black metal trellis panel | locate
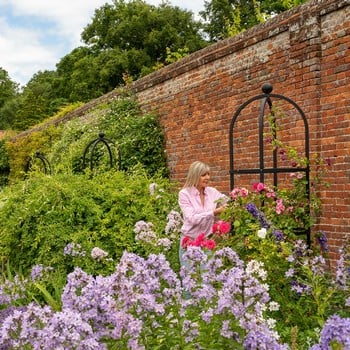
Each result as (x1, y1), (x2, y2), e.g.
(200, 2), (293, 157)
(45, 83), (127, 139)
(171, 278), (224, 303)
(82, 132), (120, 171)
(229, 83), (311, 245)
(25, 151), (51, 175)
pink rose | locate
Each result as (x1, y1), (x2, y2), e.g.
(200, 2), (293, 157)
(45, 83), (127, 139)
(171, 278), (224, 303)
(253, 182), (267, 193)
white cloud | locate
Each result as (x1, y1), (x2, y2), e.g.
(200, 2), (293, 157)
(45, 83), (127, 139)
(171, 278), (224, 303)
(0, 0), (204, 86)
(0, 17), (58, 86)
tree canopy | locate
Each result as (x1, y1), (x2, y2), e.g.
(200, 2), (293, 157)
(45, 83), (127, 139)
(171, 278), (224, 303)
(0, 0), (307, 131)
(0, 68), (18, 129)
(200, 0), (307, 41)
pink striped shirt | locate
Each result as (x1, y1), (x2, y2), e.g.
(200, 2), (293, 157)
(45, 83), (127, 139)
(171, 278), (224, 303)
(178, 186), (227, 240)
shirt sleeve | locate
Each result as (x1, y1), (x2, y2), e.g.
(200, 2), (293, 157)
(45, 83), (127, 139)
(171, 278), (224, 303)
(178, 189), (214, 227)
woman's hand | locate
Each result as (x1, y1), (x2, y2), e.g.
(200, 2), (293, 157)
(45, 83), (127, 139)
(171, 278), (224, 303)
(214, 205), (227, 216)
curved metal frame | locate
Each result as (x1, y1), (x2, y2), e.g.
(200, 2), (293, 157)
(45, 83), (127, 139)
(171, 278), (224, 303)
(229, 83), (310, 245)
(82, 132), (119, 171)
(25, 151), (51, 175)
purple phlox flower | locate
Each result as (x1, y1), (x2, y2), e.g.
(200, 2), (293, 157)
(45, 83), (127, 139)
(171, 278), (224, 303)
(0, 275), (28, 305)
(0, 305), (28, 341)
(206, 247), (245, 275)
(115, 252), (181, 313)
(31, 264), (54, 281)
(181, 246), (208, 269)
(272, 229), (284, 242)
(244, 326), (289, 350)
(156, 238), (172, 250)
(290, 280), (312, 295)
(310, 315), (350, 349)
(61, 253), (182, 344)
(149, 182), (158, 195)
(182, 320), (199, 343)
(246, 203), (271, 229)
(91, 247), (109, 261)
(0, 303), (53, 349)
(133, 220), (157, 243)
(335, 246), (350, 290)
(165, 210), (183, 236)
(285, 268), (295, 278)
(200, 308), (214, 323)
(38, 308), (103, 349)
(292, 239), (309, 258)
(346, 296), (350, 307)
(214, 261), (271, 324)
(220, 319), (235, 338)
(61, 267), (113, 337)
(64, 242), (86, 257)
(190, 282), (217, 301)
(310, 255), (327, 275)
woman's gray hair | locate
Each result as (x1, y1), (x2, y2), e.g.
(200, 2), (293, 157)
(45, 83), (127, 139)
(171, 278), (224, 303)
(183, 161), (210, 188)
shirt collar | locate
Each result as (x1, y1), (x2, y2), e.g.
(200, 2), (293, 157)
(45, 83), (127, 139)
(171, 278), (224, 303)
(189, 186), (207, 196)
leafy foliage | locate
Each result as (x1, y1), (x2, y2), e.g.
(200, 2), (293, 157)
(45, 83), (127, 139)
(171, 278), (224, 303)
(0, 139), (10, 188)
(200, 0), (308, 41)
(0, 169), (179, 276)
(1, 1), (307, 130)
(0, 67), (19, 129)
(5, 94), (167, 181)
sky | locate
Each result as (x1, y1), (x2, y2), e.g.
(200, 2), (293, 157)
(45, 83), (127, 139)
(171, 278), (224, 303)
(0, 0), (205, 87)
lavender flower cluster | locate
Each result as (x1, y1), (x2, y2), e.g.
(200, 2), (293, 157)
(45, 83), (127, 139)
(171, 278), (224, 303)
(0, 248), (289, 349)
(310, 315), (350, 350)
(133, 220), (157, 243)
(63, 242), (86, 257)
(165, 209), (183, 238)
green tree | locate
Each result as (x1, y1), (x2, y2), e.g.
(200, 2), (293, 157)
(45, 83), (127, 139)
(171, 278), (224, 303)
(79, 0), (206, 79)
(0, 68), (19, 129)
(52, 1), (206, 104)
(10, 70), (64, 130)
(200, 0), (308, 41)
(54, 47), (97, 102)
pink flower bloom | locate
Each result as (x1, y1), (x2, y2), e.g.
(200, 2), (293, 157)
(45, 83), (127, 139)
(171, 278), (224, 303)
(265, 191), (276, 198)
(253, 182), (267, 193)
(275, 199), (286, 214)
(194, 233), (206, 246)
(240, 187), (249, 197)
(182, 233), (216, 250)
(212, 220), (231, 235)
(201, 239), (216, 250)
(230, 187), (249, 199)
(181, 236), (191, 248)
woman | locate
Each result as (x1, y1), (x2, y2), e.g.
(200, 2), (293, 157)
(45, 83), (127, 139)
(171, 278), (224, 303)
(178, 161), (228, 266)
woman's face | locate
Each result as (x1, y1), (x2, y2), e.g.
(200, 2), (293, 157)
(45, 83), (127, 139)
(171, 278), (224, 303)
(197, 172), (210, 190)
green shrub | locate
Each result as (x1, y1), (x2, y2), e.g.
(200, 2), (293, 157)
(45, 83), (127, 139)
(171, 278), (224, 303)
(0, 169), (179, 277)
(0, 139), (10, 189)
(5, 94), (168, 182)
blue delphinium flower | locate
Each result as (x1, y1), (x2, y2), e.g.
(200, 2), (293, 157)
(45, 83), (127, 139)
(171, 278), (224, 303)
(246, 203), (270, 229)
(317, 231), (329, 252)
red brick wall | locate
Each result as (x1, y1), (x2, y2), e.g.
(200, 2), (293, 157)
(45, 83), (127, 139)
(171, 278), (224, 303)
(129, 0), (349, 260)
(13, 0), (348, 261)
